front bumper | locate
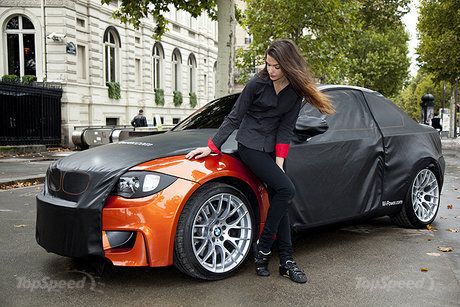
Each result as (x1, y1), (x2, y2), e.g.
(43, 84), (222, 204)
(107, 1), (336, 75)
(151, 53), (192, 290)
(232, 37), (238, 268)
(36, 194), (102, 257)
(102, 178), (198, 267)
(36, 178), (199, 266)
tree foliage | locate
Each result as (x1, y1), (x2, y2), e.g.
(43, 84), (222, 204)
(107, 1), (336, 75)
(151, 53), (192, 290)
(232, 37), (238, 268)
(101, 0), (217, 39)
(238, 0), (411, 97)
(394, 72), (452, 119)
(417, 0), (460, 83)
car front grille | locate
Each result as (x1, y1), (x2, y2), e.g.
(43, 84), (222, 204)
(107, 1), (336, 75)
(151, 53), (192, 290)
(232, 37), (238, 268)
(47, 168), (91, 202)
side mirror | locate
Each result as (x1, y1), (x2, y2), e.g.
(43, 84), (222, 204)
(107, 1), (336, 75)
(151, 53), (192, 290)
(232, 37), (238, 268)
(293, 115), (328, 143)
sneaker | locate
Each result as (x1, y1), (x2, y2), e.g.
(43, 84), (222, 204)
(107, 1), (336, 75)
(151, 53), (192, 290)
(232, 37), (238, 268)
(254, 242), (271, 277)
(279, 260), (307, 283)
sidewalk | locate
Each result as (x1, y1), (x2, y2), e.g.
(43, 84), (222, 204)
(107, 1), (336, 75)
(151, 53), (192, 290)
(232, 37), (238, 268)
(441, 137), (460, 151)
(0, 151), (74, 187)
(0, 138), (459, 188)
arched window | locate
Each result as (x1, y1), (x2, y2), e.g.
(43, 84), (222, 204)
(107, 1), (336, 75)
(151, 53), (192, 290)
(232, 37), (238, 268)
(152, 42), (164, 90)
(187, 54), (197, 93)
(5, 15), (36, 77)
(103, 27), (121, 82)
(171, 48), (182, 91)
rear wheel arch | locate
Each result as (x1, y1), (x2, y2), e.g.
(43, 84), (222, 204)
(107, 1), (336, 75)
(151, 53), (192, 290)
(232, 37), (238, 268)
(406, 157), (443, 190)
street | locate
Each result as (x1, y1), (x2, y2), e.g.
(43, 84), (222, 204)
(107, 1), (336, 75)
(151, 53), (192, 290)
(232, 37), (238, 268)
(0, 151), (459, 306)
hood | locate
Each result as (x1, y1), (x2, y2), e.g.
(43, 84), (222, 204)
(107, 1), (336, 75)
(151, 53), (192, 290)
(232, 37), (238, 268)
(56, 128), (241, 173)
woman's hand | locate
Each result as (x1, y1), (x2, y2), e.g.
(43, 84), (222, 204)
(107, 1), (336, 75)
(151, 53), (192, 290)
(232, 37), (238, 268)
(276, 157), (285, 173)
(185, 147), (212, 160)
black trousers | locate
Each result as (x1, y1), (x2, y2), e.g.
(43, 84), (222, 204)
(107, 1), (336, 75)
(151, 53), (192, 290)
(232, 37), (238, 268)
(237, 143), (295, 264)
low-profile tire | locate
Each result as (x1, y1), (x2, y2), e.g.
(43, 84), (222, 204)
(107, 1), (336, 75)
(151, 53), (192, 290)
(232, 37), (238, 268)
(391, 163), (440, 228)
(174, 182), (255, 280)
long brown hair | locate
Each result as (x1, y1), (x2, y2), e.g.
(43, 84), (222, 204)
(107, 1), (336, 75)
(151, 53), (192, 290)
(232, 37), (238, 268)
(259, 39), (335, 114)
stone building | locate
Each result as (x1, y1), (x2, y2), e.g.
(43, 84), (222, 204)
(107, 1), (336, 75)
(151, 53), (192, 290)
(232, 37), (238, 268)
(0, 0), (218, 146)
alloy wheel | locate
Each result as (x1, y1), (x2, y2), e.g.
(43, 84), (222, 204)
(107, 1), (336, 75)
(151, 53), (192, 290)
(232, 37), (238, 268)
(191, 193), (253, 273)
(411, 168), (439, 223)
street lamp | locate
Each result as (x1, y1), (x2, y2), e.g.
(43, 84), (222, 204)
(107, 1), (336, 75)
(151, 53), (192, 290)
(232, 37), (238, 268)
(421, 93), (435, 125)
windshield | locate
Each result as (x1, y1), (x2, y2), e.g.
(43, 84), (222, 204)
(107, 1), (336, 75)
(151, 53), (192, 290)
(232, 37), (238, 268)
(172, 94), (239, 131)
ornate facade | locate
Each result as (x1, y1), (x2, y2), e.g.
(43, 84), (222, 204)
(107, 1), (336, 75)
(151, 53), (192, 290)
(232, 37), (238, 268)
(0, 0), (218, 146)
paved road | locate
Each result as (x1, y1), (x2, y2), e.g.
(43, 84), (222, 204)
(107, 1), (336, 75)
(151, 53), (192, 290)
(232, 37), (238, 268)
(0, 152), (459, 306)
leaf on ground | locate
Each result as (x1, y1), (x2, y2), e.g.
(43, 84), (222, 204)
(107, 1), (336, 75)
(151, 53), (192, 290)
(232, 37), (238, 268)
(426, 252), (441, 257)
(437, 246), (453, 252)
(420, 267), (429, 272)
(447, 228), (459, 233)
(447, 204), (453, 209)
(13, 224), (27, 228)
(426, 224), (433, 230)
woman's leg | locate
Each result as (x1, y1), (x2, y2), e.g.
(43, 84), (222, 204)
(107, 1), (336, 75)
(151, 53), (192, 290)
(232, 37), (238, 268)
(276, 212), (294, 264)
(237, 144), (295, 253)
(238, 144), (307, 283)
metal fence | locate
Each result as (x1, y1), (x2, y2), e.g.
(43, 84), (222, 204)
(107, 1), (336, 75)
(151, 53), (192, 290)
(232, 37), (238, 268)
(0, 82), (63, 146)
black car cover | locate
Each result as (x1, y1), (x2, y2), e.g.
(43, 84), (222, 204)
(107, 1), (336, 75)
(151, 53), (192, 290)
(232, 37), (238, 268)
(285, 88), (443, 230)
(36, 129), (237, 258)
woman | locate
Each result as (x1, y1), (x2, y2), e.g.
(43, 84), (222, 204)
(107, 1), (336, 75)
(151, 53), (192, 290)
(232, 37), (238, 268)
(186, 39), (334, 283)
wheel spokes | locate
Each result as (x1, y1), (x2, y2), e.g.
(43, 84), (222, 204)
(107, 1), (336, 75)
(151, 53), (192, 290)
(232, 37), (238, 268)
(192, 193), (252, 273)
(411, 169), (439, 223)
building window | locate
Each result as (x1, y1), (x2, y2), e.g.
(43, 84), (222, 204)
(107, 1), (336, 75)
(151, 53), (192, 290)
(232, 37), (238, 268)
(244, 35), (253, 44)
(172, 117), (180, 125)
(103, 28), (120, 83)
(77, 45), (87, 80)
(204, 74), (207, 97)
(152, 43), (163, 90)
(153, 116), (164, 126)
(135, 58), (141, 86)
(76, 18), (85, 28)
(187, 54), (197, 93)
(5, 15), (36, 77)
(171, 48), (182, 91)
(106, 117), (119, 126)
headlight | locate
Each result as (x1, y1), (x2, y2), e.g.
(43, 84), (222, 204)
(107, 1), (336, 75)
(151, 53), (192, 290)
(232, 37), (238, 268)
(113, 171), (177, 198)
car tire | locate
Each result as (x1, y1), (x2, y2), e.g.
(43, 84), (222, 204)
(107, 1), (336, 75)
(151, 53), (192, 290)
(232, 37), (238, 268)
(174, 182), (255, 280)
(391, 163), (440, 228)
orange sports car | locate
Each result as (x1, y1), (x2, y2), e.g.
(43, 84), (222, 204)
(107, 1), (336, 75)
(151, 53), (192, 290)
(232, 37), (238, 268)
(36, 85), (444, 280)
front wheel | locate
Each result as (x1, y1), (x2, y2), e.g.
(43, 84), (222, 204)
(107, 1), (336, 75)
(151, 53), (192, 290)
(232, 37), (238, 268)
(174, 183), (255, 280)
(391, 164), (440, 228)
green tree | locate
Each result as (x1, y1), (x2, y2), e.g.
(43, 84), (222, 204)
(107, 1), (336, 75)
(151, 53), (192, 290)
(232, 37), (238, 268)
(346, 0), (410, 96)
(418, 0), (460, 136)
(101, 0), (216, 39)
(238, 0), (410, 97)
(417, 0), (460, 83)
(394, 72), (452, 120)
(239, 0), (359, 84)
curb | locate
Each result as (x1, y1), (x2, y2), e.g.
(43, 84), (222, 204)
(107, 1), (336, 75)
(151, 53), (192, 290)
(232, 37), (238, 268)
(0, 176), (45, 190)
(441, 139), (460, 151)
(0, 145), (46, 156)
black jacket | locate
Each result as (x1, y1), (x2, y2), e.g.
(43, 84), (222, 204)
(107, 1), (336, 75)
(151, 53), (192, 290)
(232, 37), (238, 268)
(209, 75), (302, 158)
(131, 114), (148, 127)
